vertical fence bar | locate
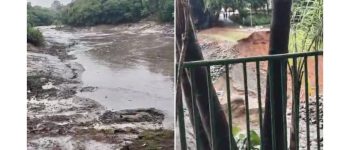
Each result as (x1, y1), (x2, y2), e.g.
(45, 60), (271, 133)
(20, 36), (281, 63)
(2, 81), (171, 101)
(304, 56), (311, 150)
(315, 55), (321, 150)
(268, 61), (277, 150)
(242, 62), (251, 149)
(207, 66), (217, 150)
(225, 64), (234, 150)
(255, 61), (264, 150)
(280, 58), (288, 150)
(190, 68), (201, 149)
(292, 57), (300, 150)
(175, 65), (187, 150)
(176, 69), (187, 150)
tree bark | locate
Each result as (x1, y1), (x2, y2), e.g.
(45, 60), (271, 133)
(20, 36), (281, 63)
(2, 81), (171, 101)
(189, 0), (209, 29)
(262, 0), (292, 150)
(176, 0), (238, 149)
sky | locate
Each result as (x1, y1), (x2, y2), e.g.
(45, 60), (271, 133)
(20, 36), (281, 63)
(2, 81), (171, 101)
(27, 0), (72, 8)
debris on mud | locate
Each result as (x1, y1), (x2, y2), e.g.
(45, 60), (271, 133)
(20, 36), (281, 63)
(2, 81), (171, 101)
(199, 39), (239, 81)
(122, 129), (174, 150)
(80, 86), (98, 92)
(100, 108), (164, 124)
(287, 96), (324, 150)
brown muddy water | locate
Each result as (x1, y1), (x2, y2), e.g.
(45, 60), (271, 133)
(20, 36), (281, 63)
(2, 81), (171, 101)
(38, 23), (174, 128)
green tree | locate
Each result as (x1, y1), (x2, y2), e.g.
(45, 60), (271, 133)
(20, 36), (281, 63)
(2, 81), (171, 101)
(27, 3), (55, 26)
(60, 0), (173, 26)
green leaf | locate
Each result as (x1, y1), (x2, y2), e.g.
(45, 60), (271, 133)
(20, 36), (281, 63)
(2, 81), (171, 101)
(249, 131), (261, 147)
(232, 126), (241, 136)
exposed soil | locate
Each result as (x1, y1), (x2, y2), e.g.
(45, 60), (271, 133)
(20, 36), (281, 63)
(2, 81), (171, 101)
(234, 31), (270, 57)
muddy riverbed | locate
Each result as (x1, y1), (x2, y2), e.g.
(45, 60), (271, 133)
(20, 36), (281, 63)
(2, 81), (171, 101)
(27, 21), (174, 149)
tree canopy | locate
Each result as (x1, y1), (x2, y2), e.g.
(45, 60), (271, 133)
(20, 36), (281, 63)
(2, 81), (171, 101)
(60, 0), (173, 26)
(27, 2), (56, 27)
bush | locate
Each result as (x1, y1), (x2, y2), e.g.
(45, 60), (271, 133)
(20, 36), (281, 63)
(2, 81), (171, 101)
(27, 27), (44, 46)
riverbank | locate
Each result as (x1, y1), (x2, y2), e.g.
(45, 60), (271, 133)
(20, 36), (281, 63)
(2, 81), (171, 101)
(27, 21), (174, 149)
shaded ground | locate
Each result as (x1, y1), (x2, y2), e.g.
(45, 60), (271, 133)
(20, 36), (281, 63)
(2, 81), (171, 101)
(27, 21), (174, 149)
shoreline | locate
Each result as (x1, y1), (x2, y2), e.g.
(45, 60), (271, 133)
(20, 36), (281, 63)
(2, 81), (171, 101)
(27, 21), (174, 149)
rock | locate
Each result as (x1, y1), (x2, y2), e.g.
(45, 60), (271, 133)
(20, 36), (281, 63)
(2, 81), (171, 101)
(80, 86), (98, 92)
(99, 108), (164, 124)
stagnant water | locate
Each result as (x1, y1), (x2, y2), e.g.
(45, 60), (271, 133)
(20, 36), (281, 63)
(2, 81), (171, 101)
(38, 23), (174, 128)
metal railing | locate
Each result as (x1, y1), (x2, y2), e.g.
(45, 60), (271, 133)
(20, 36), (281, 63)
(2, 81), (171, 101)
(176, 51), (323, 150)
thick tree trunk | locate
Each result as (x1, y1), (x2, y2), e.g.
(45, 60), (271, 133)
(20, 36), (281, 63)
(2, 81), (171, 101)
(262, 0), (292, 150)
(176, 0), (237, 149)
(189, 0), (211, 29)
(181, 71), (211, 149)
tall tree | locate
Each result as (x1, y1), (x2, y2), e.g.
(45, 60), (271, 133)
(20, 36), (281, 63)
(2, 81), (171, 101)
(176, 0), (237, 149)
(189, 0), (209, 29)
(262, 0), (292, 150)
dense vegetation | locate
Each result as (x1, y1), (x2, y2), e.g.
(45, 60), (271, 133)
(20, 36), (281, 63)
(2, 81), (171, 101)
(228, 0), (270, 26)
(289, 0), (323, 52)
(27, 3), (56, 27)
(27, 2), (55, 46)
(60, 0), (173, 26)
(157, 0), (174, 22)
(27, 0), (173, 46)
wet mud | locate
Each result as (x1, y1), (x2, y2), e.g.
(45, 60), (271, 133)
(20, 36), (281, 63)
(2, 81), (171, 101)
(27, 21), (174, 149)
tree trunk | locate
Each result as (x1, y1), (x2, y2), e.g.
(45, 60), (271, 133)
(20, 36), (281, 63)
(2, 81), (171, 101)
(176, 0), (238, 149)
(189, 0), (210, 29)
(289, 83), (301, 150)
(262, 0), (292, 150)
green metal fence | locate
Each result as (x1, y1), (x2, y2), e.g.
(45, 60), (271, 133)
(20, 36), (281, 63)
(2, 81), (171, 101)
(176, 51), (323, 150)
